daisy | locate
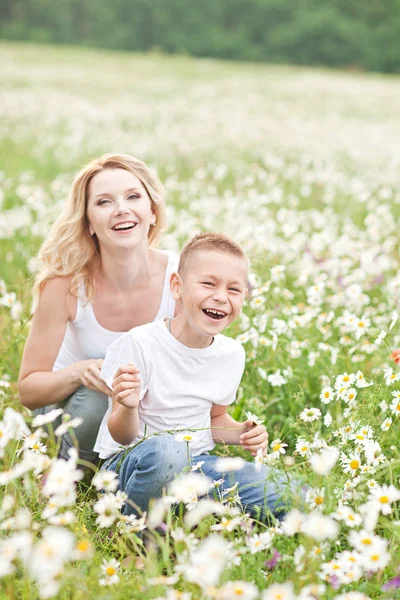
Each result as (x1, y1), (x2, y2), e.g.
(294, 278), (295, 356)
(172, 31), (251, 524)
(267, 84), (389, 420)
(31, 408), (64, 427)
(174, 431), (195, 443)
(305, 487), (325, 510)
(295, 439), (311, 456)
(309, 447), (339, 475)
(269, 438), (288, 456)
(341, 451), (362, 476)
(383, 366), (400, 385)
(368, 484), (400, 515)
(320, 386), (335, 404)
(214, 457), (245, 472)
(246, 531), (273, 554)
(381, 417), (392, 431)
(299, 407), (322, 422)
(99, 558), (120, 586)
(219, 580), (259, 600)
(390, 396), (400, 415)
(245, 411), (265, 425)
(92, 470), (119, 493)
(262, 581), (296, 600)
(335, 373), (356, 389)
(254, 448), (264, 471)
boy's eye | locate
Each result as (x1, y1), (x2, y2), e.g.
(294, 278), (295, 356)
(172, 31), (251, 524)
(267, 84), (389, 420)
(202, 282), (214, 286)
(229, 288), (241, 293)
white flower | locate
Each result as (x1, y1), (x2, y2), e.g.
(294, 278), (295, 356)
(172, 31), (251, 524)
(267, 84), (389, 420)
(281, 509), (304, 536)
(324, 412), (332, 427)
(180, 534), (230, 588)
(245, 411), (265, 425)
(214, 457), (246, 472)
(267, 369), (288, 387)
(246, 531), (273, 554)
(42, 457), (83, 497)
(390, 396), (400, 415)
(383, 366), (400, 385)
(254, 448), (264, 471)
(295, 439), (311, 457)
(31, 409), (64, 427)
(168, 472), (212, 504)
(299, 407), (321, 422)
(92, 470), (119, 493)
(219, 580), (259, 600)
(381, 417), (392, 430)
(93, 493), (124, 528)
(309, 447), (339, 475)
(99, 558), (120, 586)
(320, 386), (334, 404)
(301, 513), (338, 541)
(269, 438), (287, 456)
(368, 484), (400, 515)
(262, 581), (296, 600)
(28, 527), (74, 583)
(184, 499), (226, 528)
(54, 417), (83, 436)
(306, 487), (325, 510)
(341, 451), (362, 476)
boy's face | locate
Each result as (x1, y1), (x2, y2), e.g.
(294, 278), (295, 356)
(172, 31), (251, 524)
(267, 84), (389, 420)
(172, 250), (248, 337)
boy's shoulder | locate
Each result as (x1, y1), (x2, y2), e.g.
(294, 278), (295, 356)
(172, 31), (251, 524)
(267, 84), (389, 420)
(214, 333), (245, 359)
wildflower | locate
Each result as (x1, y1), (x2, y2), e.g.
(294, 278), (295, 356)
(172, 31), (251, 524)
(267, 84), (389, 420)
(354, 370), (373, 388)
(390, 396), (400, 415)
(363, 440), (385, 466)
(301, 513), (339, 541)
(92, 470), (119, 493)
(118, 513), (147, 534)
(180, 535), (230, 588)
(262, 581), (296, 600)
(335, 373), (356, 389)
(245, 411), (265, 425)
(306, 487), (325, 510)
(368, 484), (400, 515)
(381, 417), (392, 431)
(324, 413), (332, 427)
(54, 417), (83, 436)
(247, 531), (273, 554)
(174, 431), (195, 443)
(341, 451), (362, 476)
(211, 515), (242, 533)
(383, 366), (400, 385)
(254, 449), (264, 471)
(169, 472), (212, 504)
(269, 438), (287, 456)
(309, 447), (339, 475)
(93, 493), (124, 528)
(191, 460), (205, 472)
(72, 539), (93, 560)
(295, 439), (311, 457)
(332, 505), (362, 527)
(99, 558), (120, 586)
(219, 580), (259, 600)
(281, 509), (304, 536)
(31, 408), (64, 427)
(214, 457), (245, 472)
(267, 369), (288, 387)
(320, 386), (334, 404)
(299, 407), (321, 422)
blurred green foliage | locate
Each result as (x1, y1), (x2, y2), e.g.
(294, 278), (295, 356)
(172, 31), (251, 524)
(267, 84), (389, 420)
(1, 0), (399, 72)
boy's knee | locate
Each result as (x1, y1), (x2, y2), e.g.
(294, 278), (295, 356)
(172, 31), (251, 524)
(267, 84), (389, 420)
(140, 435), (189, 479)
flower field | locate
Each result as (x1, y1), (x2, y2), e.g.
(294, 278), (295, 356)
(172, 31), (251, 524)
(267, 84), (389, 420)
(1, 42), (400, 599)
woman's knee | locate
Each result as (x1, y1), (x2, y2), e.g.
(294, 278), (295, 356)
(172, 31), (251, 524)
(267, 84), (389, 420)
(63, 386), (108, 450)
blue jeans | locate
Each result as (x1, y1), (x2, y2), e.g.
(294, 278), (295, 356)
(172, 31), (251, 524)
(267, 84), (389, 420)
(33, 386), (108, 463)
(105, 434), (302, 520)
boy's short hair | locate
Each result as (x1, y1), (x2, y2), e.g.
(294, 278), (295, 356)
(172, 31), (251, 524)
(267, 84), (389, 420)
(178, 232), (247, 276)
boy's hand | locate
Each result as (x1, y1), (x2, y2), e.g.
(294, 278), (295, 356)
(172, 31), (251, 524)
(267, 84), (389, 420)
(391, 349), (400, 364)
(240, 419), (269, 456)
(112, 364), (141, 409)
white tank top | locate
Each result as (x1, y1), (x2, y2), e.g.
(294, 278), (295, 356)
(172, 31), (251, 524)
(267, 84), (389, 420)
(52, 251), (179, 372)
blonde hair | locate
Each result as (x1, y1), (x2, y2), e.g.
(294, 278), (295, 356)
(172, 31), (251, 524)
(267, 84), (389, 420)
(178, 232), (247, 276)
(34, 153), (166, 303)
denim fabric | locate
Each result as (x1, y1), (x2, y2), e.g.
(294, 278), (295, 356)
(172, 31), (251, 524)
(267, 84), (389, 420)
(33, 385), (108, 463)
(105, 434), (302, 520)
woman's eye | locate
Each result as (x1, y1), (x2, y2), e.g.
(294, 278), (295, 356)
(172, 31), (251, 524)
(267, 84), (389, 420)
(98, 199), (111, 205)
(127, 194), (140, 200)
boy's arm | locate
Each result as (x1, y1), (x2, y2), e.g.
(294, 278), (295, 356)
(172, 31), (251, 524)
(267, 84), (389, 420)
(101, 336), (146, 446)
(210, 404), (269, 456)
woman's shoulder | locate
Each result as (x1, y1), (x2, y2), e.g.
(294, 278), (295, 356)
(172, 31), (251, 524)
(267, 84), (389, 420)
(37, 276), (77, 320)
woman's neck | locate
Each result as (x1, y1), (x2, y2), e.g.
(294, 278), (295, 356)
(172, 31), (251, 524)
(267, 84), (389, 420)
(96, 245), (154, 292)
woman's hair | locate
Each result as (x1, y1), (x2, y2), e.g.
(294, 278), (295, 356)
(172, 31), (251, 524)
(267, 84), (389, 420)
(33, 153), (166, 304)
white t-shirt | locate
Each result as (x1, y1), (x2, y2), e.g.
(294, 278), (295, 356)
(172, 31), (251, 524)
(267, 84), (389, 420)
(94, 318), (245, 459)
(52, 251), (179, 371)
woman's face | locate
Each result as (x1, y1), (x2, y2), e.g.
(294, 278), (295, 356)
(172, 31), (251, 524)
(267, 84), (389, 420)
(86, 168), (156, 252)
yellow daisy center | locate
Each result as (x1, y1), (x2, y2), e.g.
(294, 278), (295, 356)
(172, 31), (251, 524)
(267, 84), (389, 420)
(349, 459), (359, 470)
(106, 566), (116, 576)
(315, 496), (324, 505)
(379, 495), (389, 504)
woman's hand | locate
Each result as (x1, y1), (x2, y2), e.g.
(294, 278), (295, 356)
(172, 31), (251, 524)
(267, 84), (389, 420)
(112, 364), (141, 408)
(240, 419), (269, 456)
(77, 359), (111, 396)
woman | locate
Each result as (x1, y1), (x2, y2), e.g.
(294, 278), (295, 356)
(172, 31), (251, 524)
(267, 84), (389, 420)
(18, 154), (179, 463)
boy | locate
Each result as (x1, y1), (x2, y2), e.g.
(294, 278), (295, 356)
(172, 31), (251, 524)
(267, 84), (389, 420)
(94, 233), (294, 518)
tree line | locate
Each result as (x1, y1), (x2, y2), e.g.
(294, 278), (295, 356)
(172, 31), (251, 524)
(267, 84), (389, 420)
(1, 0), (399, 73)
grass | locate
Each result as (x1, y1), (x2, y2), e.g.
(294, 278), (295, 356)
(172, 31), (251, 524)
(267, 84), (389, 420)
(1, 41), (400, 599)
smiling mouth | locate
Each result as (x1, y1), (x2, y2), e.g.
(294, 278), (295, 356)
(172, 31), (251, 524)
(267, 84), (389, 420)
(202, 308), (227, 321)
(112, 222), (138, 231)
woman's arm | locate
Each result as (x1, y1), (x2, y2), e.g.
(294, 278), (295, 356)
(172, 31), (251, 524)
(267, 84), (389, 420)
(18, 277), (110, 409)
